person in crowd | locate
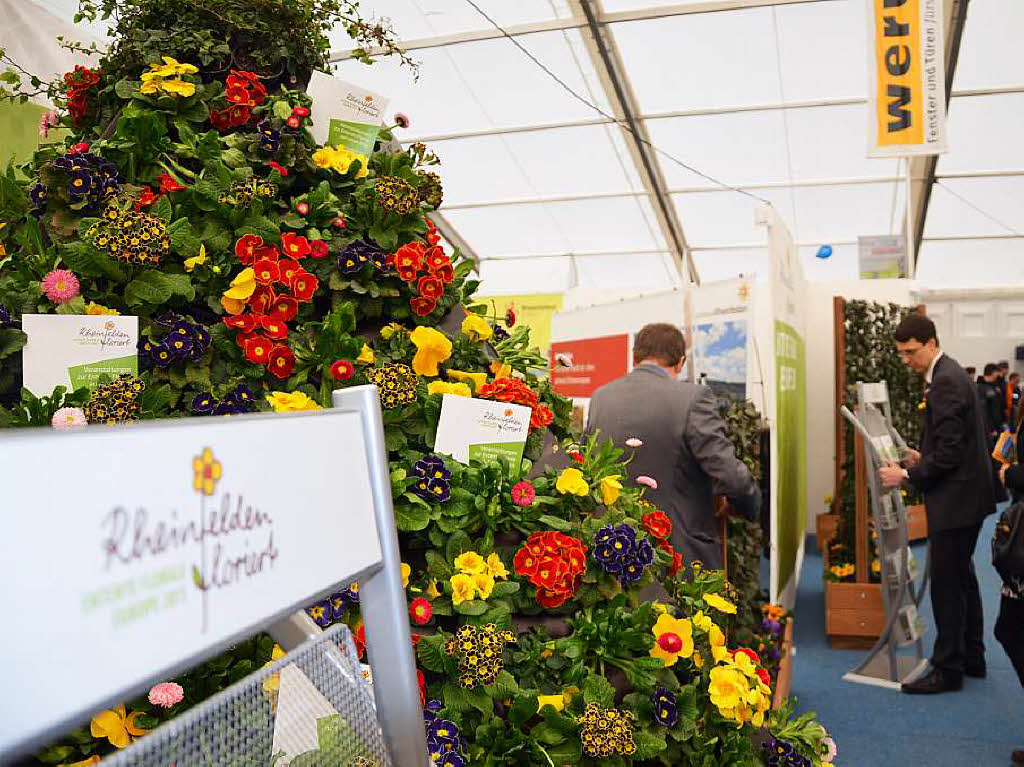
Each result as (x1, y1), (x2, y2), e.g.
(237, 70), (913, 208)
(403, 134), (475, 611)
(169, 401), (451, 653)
(586, 323), (760, 570)
(997, 456), (1024, 765)
(999, 361), (1013, 424)
(965, 366), (976, 380)
(1009, 372), (1021, 427)
(980, 363), (1006, 440)
(880, 313), (996, 694)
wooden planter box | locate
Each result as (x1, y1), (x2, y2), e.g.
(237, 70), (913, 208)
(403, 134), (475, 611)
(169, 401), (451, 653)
(816, 513), (839, 553)
(825, 581), (885, 648)
(771, 617), (795, 710)
(906, 504), (928, 542)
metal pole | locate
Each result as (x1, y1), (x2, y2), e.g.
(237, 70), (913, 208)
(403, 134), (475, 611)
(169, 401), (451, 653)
(333, 385), (430, 767)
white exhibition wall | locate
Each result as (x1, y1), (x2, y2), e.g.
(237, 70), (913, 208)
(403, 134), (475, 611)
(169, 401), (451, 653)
(924, 292), (1024, 374)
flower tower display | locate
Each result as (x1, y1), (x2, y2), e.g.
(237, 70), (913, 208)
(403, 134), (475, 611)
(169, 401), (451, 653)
(0, 1), (833, 764)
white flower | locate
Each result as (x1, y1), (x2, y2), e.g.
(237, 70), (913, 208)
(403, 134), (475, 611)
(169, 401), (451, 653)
(51, 407), (87, 430)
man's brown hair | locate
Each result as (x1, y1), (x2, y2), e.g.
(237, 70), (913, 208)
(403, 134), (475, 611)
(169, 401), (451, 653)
(633, 323), (686, 366)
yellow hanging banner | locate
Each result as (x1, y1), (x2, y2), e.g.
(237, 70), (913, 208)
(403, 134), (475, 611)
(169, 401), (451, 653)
(477, 293), (563, 357)
(867, 0), (946, 157)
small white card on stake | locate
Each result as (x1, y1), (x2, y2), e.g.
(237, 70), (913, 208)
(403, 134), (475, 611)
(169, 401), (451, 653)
(306, 71), (388, 157)
(21, 314), (138, 395)
(433, 394), (531, 469)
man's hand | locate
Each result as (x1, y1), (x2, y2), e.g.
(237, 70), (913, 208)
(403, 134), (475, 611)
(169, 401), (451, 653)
(879, 461), (907, 489)
(1000, 463), (1009, 487)
(901, 448), (921, 469)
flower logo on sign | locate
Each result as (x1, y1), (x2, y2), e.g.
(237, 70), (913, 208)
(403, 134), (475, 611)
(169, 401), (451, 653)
(505, 409), (513, 417)
(105, 320), (115, 330)
(192, 447), (222, 495)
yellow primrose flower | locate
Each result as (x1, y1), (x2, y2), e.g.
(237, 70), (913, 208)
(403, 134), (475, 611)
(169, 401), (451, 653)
(454, 551), (487, 575)
(84, 301), (120, 315)
(729, 650), (758, 678)
(555, 467), (589, 496)
(356, 344), (375, 364)
(160, 78), (196, 97)
(401, 562), (411, 588)
(410, 326), (452, 377)
(380, 322), (405, 340)
(222, 267), (255, 313)
(537, 694), (565, 712)
(709, 623), (730, 663)
(490, 361), (512, 379)
(709, 665), (747, 718)
(427, 381), (472, 398)
(704, 593), (737, 615)
(649, 613), (694, 667)
(461, 313), (493, 342)
(599, 474), (623, 505)
(67, 757), (102, 766)
(473, 572), (495, 600)
(331, 147), (369, 178)
(450, 573), (477, 605)
(90, 704), (148, 749)
(312, 148), (334, 169)
(486, 553), (509, 580)
(425, 579), (441, 599)
(448, 369), (488, 393)
(265, 391), (322, 412)
(692, 610), (713, 633)
(184, 244), (207, 272)
(693, 651), (704, 669)
(652, 602), (667, 615)
(144, 56), (198, 78)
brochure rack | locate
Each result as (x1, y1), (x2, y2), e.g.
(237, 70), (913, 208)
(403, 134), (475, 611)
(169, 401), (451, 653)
(840, 382), (930, 689)
(1, 385), (428, 765)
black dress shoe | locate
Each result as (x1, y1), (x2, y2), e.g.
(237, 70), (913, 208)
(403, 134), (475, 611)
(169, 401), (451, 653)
(964, 661), (987, 678)
(901, 667), (963, 694)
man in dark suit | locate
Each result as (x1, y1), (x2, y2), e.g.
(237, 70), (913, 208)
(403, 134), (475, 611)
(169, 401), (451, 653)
(586, 323), (760, 570)
(880, 314), (996, 694)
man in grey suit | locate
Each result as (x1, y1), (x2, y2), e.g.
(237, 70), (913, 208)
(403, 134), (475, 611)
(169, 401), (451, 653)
(586, 323), (760, 570)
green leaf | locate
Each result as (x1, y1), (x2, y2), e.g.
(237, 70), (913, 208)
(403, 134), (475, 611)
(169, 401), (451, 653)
(445, 531), (472, 564)
(544, 739), (583, 764)
(0, 329), (27, 360)
(396, 504), (431, 532)
(273, 100), (294, 120)
(55, 295), (87, 315)
(237, 215), (279, 242)
(166, 217), (202, 258)
(633, 731), (668, 760)
(454, 599), (488, 616)
(582, 674), (616, 709)
(536, 514), (573, 532)
(163, 272), (196, 300)
(443, 682), (473, 713)
(490, 581), (520, 598)
(491, 670), (520, 700)
(416, 634), (450, 673)
(150, 194), (172, 221)
(508, 694), (539, 727)
(35, 745), (75, 764)
(124, 271), (174, 306)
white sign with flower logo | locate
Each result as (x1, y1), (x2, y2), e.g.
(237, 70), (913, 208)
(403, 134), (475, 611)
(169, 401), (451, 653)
(433, 393), (531, 468)
(22, 313), (138, 395)
(0, 409), (382, 757)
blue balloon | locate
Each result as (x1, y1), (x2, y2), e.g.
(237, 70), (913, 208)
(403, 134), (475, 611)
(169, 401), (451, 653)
(815, 245), (833, 259)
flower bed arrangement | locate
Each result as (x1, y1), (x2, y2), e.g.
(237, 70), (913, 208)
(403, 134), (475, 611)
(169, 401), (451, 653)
(1, 2), (834, 764)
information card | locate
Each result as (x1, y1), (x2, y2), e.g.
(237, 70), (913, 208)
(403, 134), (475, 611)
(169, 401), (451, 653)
(306, 71), (388, 157)
(21, 314), (138, 395)
(433, 395), (531, 469)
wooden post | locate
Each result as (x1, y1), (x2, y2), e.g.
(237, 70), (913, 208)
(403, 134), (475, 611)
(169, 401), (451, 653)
(833, 297), (847, 516)
(854, 431), (870, 582)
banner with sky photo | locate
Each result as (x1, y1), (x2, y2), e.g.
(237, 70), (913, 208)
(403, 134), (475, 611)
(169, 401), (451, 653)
(692, 318), (748, 401)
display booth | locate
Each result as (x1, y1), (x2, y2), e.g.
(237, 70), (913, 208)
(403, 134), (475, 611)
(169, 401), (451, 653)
(1, 386), (427, 766)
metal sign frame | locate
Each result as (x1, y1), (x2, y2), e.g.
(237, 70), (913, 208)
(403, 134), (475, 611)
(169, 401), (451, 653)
(2, 384), (427, 765)
(840, 381), (931, 689)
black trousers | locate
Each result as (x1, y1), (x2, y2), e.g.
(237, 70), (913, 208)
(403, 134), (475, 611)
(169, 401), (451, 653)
(995, 594), (1024, 687)
(929, 522), (985, 674)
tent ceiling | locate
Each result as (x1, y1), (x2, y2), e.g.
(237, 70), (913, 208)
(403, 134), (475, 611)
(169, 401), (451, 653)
(26, 0), (1024, 290)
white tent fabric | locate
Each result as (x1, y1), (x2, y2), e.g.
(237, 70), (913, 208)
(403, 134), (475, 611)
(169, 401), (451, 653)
(1, 0), (103, 107)
(18, 0), (1024, 291)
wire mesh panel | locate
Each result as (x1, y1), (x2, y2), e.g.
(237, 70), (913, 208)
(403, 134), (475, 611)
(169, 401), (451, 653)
(105, 624), (390, 767)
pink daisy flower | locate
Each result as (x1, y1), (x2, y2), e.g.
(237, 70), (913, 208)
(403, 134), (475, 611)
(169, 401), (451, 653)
(41, 269), (80, 304)
(636, 475), (658, 490)
(51, 407), (87, 430)
(394, 112), (411, 129)
(625, 437), (643, 448)
(148, 681), (184, 708)
(511, 480), (536, 507)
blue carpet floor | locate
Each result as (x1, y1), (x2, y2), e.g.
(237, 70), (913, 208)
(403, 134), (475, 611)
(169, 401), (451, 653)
(788, 512), (1024, 767)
